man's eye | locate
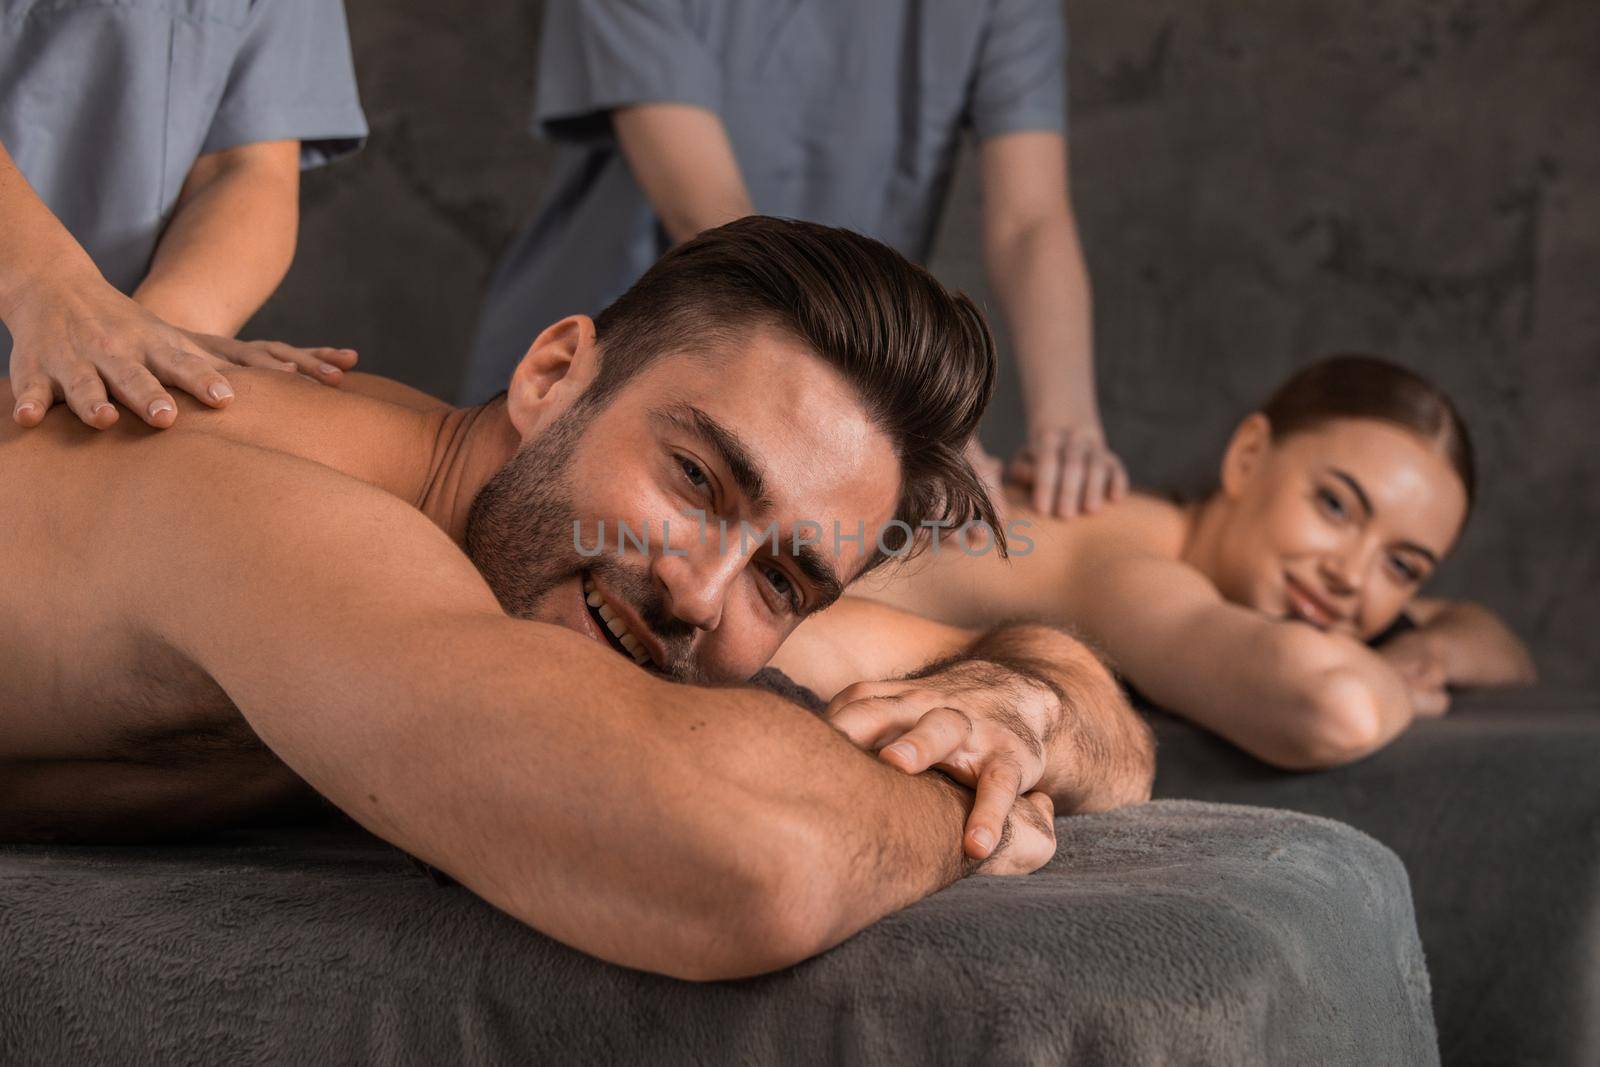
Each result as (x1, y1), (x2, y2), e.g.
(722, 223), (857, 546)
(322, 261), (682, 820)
(1316, 487), (1347, 519)
(678, 456), (709, 489)
(763, 565), (801, 611)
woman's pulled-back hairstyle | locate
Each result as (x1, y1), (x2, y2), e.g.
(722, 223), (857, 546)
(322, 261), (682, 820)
(585, 215), (1002, 566)
(1261, 354), (1476, 512)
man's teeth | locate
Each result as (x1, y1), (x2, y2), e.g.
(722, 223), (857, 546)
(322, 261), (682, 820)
(583, 576), (650, 665)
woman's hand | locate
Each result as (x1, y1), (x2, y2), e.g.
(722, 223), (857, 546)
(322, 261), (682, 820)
(1378, 630), (1452, 718)
(8, 278), (355, 429)
(824, 659), (1065, 861)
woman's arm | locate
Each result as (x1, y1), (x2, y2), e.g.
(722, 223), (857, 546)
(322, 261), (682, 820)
(1400, 597), (1538, 688)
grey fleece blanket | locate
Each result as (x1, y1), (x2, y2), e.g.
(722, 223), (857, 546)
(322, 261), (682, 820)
(0, 800), (1435, 1065)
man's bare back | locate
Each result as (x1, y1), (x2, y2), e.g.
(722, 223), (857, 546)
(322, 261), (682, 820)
(0, 370), (460, 840)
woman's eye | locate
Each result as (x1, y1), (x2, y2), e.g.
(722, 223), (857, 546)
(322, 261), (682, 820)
(1316, 487), (1347, 519)
(1387, 555), (1422, 583)
(678, 456), (709, 490)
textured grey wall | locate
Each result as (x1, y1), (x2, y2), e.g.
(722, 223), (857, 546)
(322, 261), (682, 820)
(249, 0), (1598, 687)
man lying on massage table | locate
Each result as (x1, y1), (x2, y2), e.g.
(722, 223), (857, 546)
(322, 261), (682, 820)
(0, 217), (1153, 980)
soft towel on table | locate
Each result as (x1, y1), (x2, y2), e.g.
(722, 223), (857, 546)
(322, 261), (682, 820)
(0, 799), (1436, 1065)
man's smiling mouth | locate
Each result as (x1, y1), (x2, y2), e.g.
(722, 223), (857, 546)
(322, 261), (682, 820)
(583, 573), (653, 667)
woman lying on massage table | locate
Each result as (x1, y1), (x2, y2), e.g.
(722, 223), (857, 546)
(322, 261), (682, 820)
(853, 354), (1536, 769)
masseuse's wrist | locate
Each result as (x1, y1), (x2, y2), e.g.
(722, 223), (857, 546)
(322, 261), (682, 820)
(0, 244), (102, 326)
(130, 283), (239, 338)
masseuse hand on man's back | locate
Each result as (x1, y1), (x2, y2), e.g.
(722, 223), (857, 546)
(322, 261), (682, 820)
(825, 659), (1066, 863)
(7, 271), (356, 430)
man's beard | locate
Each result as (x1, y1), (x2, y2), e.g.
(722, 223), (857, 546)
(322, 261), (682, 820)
(463, 400), (702, 681)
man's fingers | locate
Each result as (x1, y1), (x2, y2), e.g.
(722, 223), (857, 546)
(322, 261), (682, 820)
(10, 367), (53, 427)
(965, 758), (1025, 859)
(878, 706), (974, 775)
(58, 364), (118, 429)
(827, 693), (933, 750)
(102, 359), (178, 428)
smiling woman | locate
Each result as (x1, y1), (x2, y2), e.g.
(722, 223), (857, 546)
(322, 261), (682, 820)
(859, 354), (1536, 769)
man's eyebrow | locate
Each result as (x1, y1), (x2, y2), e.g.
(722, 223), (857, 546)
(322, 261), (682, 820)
(1329, 468), (1440, 566)
(654, 404), (769, 511)
(791, 545), (845, 611)
(1329, 468), (1374, 520)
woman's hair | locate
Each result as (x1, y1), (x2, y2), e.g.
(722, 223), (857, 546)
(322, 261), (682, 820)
(1261, 354), (1476, 512)
(587, 215), (1001, 568)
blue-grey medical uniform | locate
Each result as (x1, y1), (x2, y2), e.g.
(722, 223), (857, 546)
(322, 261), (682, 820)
(0, 0), (368, 358)
(461, 0), (1067, 402)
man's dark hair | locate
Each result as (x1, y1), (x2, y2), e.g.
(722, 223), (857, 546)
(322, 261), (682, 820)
(585, 215), (1002, 570)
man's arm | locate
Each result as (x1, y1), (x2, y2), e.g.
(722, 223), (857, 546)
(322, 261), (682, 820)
(979, 131), (1126, 518)
(132, 140), (305, 341)
(135, 444), (1050, 981)
(773, 597), (1155, 825)
(612, 103), (754, 244)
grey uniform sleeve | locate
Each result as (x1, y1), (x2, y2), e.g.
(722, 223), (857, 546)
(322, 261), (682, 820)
(200, 0), (369, 168)
(533, 0), (721, 143)
(967, 0), (1068, 141)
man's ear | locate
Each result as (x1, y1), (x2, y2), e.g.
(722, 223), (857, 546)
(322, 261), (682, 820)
(1219, 412), (1273, 498)
(506, 315), (600, 440)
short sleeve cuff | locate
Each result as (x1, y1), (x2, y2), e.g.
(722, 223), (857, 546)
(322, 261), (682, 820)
(971, 105), (1067, 143)
(200, 103), (370, 168)
(532, 65), (722, 143)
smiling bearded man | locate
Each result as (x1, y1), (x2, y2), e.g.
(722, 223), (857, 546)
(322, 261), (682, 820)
(0, 217), (1152, 980)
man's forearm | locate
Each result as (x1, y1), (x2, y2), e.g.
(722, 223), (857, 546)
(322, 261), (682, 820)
(132, 141), (300, 337)
(966, 623), (1154, 811)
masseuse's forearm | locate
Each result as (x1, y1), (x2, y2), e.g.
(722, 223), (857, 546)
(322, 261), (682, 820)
(969, 623), (1154, 810)
(132, 140), (300, 337)
(0, 138), (103, 323)
(612, 103), (755, 245)
(983, 212), (1098, 429)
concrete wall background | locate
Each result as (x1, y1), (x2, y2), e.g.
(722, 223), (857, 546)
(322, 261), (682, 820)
(249, 0), (1598, 687)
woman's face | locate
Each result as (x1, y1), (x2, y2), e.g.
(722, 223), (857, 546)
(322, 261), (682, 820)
(1206, 416), (1469, 641)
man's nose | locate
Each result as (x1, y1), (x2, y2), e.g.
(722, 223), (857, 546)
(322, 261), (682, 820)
(651, 542), (743, 632)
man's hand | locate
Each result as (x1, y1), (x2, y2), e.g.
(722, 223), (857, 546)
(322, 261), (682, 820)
(973, 791), (1057, 876)
(1379, 630), (1451, 718)
(8, 278), (356, 429)
(1006, 423), (1128, 519)
(825, 659), (1065, 861)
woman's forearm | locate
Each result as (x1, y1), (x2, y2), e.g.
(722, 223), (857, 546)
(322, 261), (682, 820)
(132, 140), (301, 337)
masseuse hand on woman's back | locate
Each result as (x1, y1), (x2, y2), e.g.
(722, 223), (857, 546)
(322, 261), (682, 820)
(7, 267), (355, 430)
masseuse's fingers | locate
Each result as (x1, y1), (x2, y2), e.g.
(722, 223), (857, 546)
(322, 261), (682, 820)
(57, 360), (118, 429)
(1030, 431), (1064, 515)
(877, 706), (975, 775)
(261, 340), (356, 383)
(9, 355), (54, 427)
(1052, 435), (1088, 519)
(148, 343), (236, 409)
(965, 757), (1027, 859)
(1107, 452), (1130, 503)
(1080, 447), (1115, 514)
(101, 356), (178, 428)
